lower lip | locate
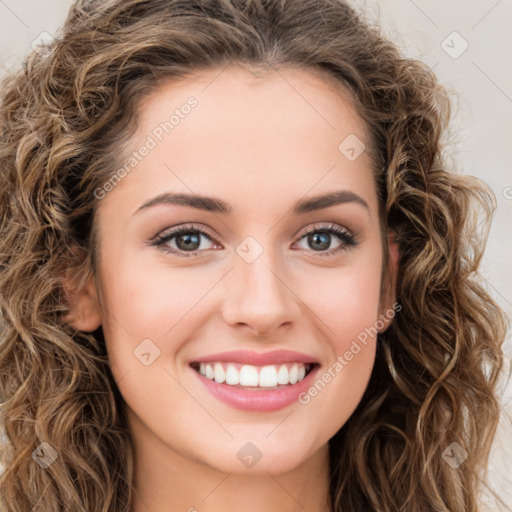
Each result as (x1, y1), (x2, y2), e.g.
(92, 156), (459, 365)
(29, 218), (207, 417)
(190, 364), (320, 412)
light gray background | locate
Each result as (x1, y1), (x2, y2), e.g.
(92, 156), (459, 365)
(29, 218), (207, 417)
(1, 0), (511, 509)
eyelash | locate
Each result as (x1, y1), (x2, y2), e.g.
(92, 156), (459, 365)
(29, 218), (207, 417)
(150, 223), (357, 258)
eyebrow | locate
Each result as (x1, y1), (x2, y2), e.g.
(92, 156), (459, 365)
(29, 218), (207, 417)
(133, 189), (370, 216)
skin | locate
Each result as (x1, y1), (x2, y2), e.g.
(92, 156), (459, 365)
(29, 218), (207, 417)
(65, 64), (398, 512)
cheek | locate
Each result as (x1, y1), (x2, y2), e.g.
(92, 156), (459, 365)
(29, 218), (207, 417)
(100, 253), (208, 332)
(97, 255), (222, 377)
(314, 270), (380, 332)
(293, 250), (382, 421)
(303, 252), (383, 347)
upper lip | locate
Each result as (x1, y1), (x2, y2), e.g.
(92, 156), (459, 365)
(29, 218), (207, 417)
(190, 349), (319, 366)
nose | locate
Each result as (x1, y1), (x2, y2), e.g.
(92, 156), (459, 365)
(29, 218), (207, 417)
(220, 245), (301, 339)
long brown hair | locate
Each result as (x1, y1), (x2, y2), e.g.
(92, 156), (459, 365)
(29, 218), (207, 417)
(0, 0), (507, 510)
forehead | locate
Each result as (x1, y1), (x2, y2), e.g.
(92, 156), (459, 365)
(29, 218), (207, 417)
(134, 64), (369, 146)
(100, 64), (378, 219)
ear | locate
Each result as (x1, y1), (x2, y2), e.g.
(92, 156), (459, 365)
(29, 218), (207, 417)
(378, 231), (400, 334)
(61, 271), (102, 333)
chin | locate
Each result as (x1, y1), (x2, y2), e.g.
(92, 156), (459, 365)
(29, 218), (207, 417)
(195, 435), (321, 476)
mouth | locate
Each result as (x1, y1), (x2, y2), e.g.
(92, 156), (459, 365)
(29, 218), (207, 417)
(189, 361), (319, 390)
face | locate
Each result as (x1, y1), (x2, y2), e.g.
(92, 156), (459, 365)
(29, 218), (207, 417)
(69, 65), (397, 477)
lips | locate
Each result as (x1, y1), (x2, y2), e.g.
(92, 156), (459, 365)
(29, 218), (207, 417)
(189, 349), (319, 366)
(188, 349), (321, 411)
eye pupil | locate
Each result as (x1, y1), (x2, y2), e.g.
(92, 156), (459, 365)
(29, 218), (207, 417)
(309, 232), (330, 251)
(176, 232), (200, 251)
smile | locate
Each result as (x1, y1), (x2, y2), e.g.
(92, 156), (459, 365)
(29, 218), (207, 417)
(190, 361), (315, 388)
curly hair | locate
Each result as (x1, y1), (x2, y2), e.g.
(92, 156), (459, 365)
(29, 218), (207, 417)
(0, 0), (508, 510)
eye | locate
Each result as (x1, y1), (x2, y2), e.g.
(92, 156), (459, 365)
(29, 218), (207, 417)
(150, 224), (221, 258)
(150, 222), (357, 258)
(293, 223), (357, 256)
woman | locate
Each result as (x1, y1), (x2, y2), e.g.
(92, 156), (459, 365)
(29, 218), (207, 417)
(0, 0), (507, 510)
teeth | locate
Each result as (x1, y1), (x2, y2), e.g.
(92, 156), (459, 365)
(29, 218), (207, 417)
(195, 362), (311, 387)
(225, 364), (239, 385)
(277, 364), (289, 384)
(239, 365), (259, 386)
(289, 364), (298, 384)
(259, 365), (277, 387)
(214, 363), (225, 383)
